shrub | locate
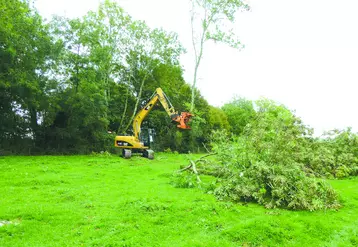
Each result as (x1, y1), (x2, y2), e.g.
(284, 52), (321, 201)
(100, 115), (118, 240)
(170, 172), (199, 188)
(305, 128), (358, 178)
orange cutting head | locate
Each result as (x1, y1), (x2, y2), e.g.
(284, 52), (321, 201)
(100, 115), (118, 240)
(171, 112), (193, 129)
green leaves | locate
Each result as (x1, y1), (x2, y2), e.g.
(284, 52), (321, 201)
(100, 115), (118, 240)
(0, 0), (55, 150)
(222, 97), (256, 135)
(205, 99), (344, 210)
(306, 128), (358, 178)
(194, 0), (249, 46)
(190, 0), (249, 111)
(1, 0), (210, 154)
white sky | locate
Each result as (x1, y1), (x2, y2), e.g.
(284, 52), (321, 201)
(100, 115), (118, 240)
(35, 0), (358, 135)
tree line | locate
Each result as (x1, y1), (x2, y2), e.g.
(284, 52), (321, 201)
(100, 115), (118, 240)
(2, 0), (357, 167)
(0, 0), (230, 154)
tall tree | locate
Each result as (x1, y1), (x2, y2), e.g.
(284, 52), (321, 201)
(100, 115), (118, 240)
(44, 0), (185, 152)
(0, 0), (54, 152)
(120, 26), (184, 133)
(189, 0), (249, 112)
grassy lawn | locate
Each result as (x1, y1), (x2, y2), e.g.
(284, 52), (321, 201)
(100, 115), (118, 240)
(0, 154), (358, 247)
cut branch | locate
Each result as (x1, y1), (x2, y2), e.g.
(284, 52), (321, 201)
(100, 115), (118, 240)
(177, 152), (217, 183)
(190, 160), (201, 183)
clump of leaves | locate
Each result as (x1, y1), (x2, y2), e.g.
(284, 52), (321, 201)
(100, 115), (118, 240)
(170, 172), (199, 188)
(305, 128), (358, 178)
(213, 161), (339, 210)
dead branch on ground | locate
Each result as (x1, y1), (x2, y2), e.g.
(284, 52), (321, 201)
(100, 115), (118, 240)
(177, 152), (217, 183)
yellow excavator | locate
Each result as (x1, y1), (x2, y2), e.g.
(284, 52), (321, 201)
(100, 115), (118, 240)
(114, 88), (193, 159)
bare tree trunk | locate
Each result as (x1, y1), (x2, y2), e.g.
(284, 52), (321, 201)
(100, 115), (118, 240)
(118, 85), (130, 134)
(104, 70), (110, 107)
(123, 75), (147, 133)
(190, 2), (209, 113)
(101, 68), (110, 121)
(30, 108), (38, 139)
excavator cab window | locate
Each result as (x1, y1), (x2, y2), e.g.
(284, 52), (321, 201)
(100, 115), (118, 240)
(139, 128), (155, 147)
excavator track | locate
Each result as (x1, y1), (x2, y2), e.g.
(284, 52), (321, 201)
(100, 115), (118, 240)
(122, 149), (132, 159)
(143, 149), (154, 159)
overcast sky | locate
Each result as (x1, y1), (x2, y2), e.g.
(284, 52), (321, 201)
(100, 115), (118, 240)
(35, 0), (358, 135)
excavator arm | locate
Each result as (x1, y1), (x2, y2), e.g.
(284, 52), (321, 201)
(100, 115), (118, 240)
(132, 88), (192, 140)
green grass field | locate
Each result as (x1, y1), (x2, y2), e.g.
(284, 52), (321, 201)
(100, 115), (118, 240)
(0, 154), (357, 247)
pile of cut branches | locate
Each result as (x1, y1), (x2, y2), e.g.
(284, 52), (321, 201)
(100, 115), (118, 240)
(174, 100), (345, 211)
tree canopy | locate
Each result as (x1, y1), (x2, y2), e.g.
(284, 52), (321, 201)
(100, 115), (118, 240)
(0, 0), (212, 154)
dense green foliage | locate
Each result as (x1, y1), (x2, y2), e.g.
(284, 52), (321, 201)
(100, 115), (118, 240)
(177, 99), (358, 210)
(209, 124), (339, 210)
(0, 0), (54, 153)
(221, 97), (256, 135)
(0, 0), (213, 154)
(305, 128), (358, 178)
(219, 98), (358, 180)
(1, 155), (358, 246)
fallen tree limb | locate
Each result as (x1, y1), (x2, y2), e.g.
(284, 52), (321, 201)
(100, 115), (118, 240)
(178, 164), (193, 172)
(190, 160), (201, 183)
(195, 152), (217, 162)
(177, 152), (217, 183)
(202, 142), (211, 153)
